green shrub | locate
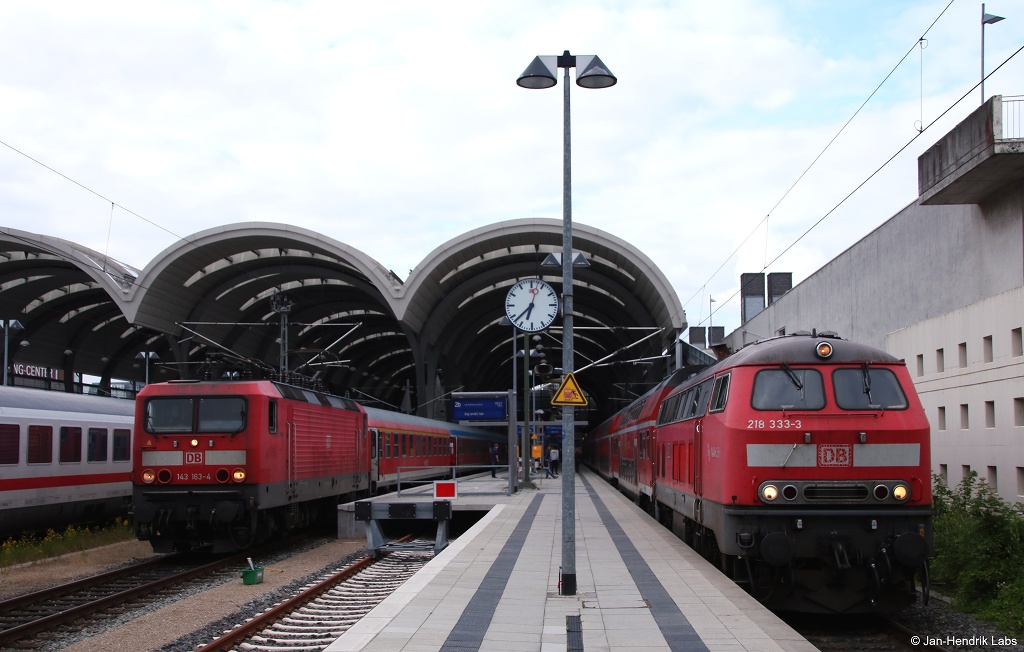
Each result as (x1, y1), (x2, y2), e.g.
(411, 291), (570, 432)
(931, 472), (1024, 638)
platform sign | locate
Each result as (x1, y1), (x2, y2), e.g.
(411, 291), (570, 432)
(434, 480), (458, 500)
(451, 394), (507, 421)
(551, 373), (588, 406)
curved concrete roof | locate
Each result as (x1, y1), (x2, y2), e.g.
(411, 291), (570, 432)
(1, 220), (686, 419)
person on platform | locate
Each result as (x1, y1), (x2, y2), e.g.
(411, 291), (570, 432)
(541, 448), (557, 478)
(490, 443), (500, 478)
(549, 446), (560, 476)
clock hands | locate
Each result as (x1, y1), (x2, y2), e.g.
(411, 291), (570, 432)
(514, 303), (535, 322)
(513, 287), (542, 323)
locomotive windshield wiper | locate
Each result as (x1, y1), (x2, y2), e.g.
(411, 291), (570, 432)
(780, 363), (803, 390)
(862, 362), (873, 404)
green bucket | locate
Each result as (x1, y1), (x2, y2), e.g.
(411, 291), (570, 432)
(241, 567), (264, 585)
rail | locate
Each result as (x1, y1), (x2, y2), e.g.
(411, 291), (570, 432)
(1002, 96), (1023, 140)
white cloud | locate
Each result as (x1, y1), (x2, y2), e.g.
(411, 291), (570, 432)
(0, 0), (1021, 339)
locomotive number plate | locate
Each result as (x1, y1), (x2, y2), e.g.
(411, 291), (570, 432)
(817, 444), (852, 467)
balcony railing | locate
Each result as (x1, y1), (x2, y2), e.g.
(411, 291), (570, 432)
(1002, 96), (1023, 140)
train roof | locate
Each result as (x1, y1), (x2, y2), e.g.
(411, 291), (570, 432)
(0, 385), (135, 416)
(362, 406), (502, 441)
(726, 333), (900, 367)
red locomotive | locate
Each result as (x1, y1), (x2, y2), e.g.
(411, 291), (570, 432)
(585, 332), (932, 613)
(131, 379), (502, 552)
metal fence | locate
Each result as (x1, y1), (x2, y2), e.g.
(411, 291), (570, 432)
(395, 464), (503, 495)
(1003, 96), (1023, 140)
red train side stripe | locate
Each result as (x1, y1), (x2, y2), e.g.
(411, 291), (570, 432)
(0, 473), (130, 491)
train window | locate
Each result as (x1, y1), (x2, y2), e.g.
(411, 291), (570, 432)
(692, 379), (714, 418)
(658, 393), (682, 425)
(384, 433), (391, 459)
(197, 397), (246, 433)
(401, 433), (407, 457)
(709, 374), (731, 413)
(682, 387), (700, 419)
(112, 429), (131, 462)
(28, 425), (53, 464)
(0, 423), (18, 464)
(87, 428), (108, 462)
(833, 368), (908, 410)
(751, 368), (825, 411)
(146, 398), (194, 433)
(268, 400), (278, 434)
(59, 426), (83, 463)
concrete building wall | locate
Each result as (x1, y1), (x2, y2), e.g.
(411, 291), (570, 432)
(725, 185), (1023, 352)
(887, 286), (1024, 502)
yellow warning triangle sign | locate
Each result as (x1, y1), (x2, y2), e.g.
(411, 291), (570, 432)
(551, 372), (588, 406)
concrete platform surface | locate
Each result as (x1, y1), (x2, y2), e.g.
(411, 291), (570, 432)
(326, 469), (816, 652)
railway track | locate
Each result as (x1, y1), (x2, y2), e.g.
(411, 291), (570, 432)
(788, 613), (953, 652)
(0, 552), (245, 648)
(196, 547), (432, 651)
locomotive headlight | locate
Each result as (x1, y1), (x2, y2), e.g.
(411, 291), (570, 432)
(893, 483), (909, 501)
(142, 469), (156, 484)
(761, 484), (779, 502)
(232, 468), (246, 483)
(815, 341), (834, 359)
(191, 439), (199, 447)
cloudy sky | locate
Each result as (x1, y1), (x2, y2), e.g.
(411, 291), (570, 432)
(1, 0), (1020, 337)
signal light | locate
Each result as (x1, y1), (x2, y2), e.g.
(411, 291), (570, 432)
(815, 341), (834, 359)
(232, 468), (247, 483)
(142, 469), (156, 484)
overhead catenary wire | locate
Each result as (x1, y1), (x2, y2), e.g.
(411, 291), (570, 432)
(681, 0), (958, 328)
(705, 42), (1024, 332)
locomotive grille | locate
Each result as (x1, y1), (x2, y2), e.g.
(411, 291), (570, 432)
(803, 484), (869, 501)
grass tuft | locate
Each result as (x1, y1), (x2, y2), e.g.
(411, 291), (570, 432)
(0, 517), (135, 568)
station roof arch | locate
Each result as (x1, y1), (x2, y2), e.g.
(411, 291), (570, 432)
(1, 219), (687, 420)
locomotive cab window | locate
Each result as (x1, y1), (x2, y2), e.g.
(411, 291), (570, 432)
(197, 397), (246, 433)
(145, 398), (194, 433)
(833, 367), (908, 410)
(751, 368), (825, 410)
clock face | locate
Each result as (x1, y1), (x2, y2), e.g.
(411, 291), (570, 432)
(505, 279), (559, 332)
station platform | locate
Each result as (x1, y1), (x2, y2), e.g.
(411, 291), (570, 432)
(327, 468), (816, 652)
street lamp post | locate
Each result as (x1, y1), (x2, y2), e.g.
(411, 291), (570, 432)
(2, 319), (24, 386)
(518, 50), (616, 596)
(981, 3), (1005, 104)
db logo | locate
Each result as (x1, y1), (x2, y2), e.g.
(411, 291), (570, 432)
(817, 444), (852, 467)
(185, 451), (204, 465)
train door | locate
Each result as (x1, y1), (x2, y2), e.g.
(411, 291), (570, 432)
(611, 437), (620, 480)
(694, 422), (703, 497)
(448, 436), (457, 477)
(284, 405), (297, 498)
(638, 428), (651, 493)
(369, 428), (380, 491)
